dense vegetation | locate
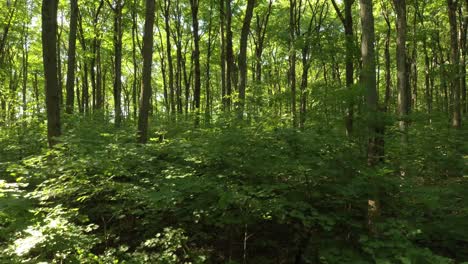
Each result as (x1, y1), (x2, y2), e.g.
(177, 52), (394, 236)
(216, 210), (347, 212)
(0, 0), (467, 263)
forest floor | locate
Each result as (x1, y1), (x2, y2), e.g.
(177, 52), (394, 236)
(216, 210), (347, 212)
(1, 117), (468, 263)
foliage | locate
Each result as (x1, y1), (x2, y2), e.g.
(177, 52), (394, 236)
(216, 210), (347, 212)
(0, 116), (466, 263)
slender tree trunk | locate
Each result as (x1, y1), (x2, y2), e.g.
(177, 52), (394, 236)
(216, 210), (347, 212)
(137, 0), (155, 144)
(174, 1), (183, 114)
(205, 0), (214, 122)
(359, 0), (379, 165)
(395, 0), (409, 142)
(21, 23), (29, 115)
(360, 0), (382, 236)
(332, 0), (355, 135)
(132, 1), (139, 120)
(226, 0), (234, 110)
(42, 0), (61, 147)
(219, 0), (227, 110)
(108, 0), (124, 126)
(448, 0), (462, 128)
(65, 0), (78, 114)
(382, 6), (391, 112)
(289, 0), (297, 127)
(57, 17), (64, 106)
(460, 2), (468, 113)
(237, 0), (255, 118)
(190, 0), (202, 123)
(423, 40), (432, 114)
(164, 0), (175, 115)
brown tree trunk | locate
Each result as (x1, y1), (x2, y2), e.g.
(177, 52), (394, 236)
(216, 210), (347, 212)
(137, 0), (155, 144)
(219, 0), (227, 110)
(448, 0), (462, 128)
(289, 0), (297, 127)
(394, 0), (409, 142)
(359, 0), (380, 165)
(332, 0), (355, 135)
(237, 0), (255, 118)
(382, 4), (391, 112)
(21, 23), (28, 114)
(42, 0), (61, 147)
(190, 0), (201, 123)
(131, 0), (140, 120)
(107, 0), (124, 125)
(163, 0), (175, 115)
(225, 0), (234, 111)
(65, 0), (78, 114)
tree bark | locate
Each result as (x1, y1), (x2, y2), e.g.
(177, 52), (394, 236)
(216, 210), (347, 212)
(137, 0), (155, 144)
(289, 0), (297, 127)
(107, 0), (124, 126)
(448, 0), (462, 128)
(163, 0), (175, 115)
(359, 0), (379, 165)
(237, 0), (255, 118)
(42, 0), (61, 147)
(65, 0), (78, 114)
(332, 0), (355, 135)
(394, 0), (409, 142)
(225, 0), (234, 110)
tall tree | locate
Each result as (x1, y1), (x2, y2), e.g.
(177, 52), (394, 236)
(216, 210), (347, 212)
(359, 0), (379, 165)
(163, 0), (175, 114)
(225, 0), (234, 110)
(331, 0), (355, 135)
(237, 0), (256, 118)
(219, 0), (227, 110)
(448, 0), (462, 128)
(137, 0), (155, 144)
(289, 0), (298, 127)
(42, 0), (61, 147)
(394, 0), (409, 142)
(107, 0), (124, 126)
(65, 0), (78, 114)
(190, 0), (201, 122)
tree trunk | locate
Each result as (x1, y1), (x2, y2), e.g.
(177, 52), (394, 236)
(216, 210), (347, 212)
(65, 0), (78, 114)
(394, 0), (409, 142)
(289, 0), (297, 127)
(108, 0), (124, 126)
(131, 0), (139, 120)
(448, 0), (462, 128)
(21, 23), (29, 115)
(190, 0), (202, 123)
(42, 0), (61, 147)
(219, 0), (227, 110)
(205, 0), (214, 122)
(236, 0), (255, 118)
(359, 0), (380, 165)
(332, 0), (355, 135)
(225, 0), (234, 110)
(137, 0), (155, 144)
(164, 0), (175, 115)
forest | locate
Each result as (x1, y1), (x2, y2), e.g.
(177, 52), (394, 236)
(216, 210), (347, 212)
(0, 0), (467, 263)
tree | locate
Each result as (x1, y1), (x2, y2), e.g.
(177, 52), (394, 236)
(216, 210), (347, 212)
(289, 0), (298, 127)
(394, 0), (409, 142)
(448, 0), (461, 128)
(107, 0), (125, 126)
(225, 0), (234, 111)
(137, 0), (155, 144)
(190, 0), (201, 122)
(331, 0), (355, 135)
(237, 0), (256, 118)
(163, 0), (175, 115)
(65, 0), (78, 114)
(42, 0), (61, 147)
(359, 0), (379, 165)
